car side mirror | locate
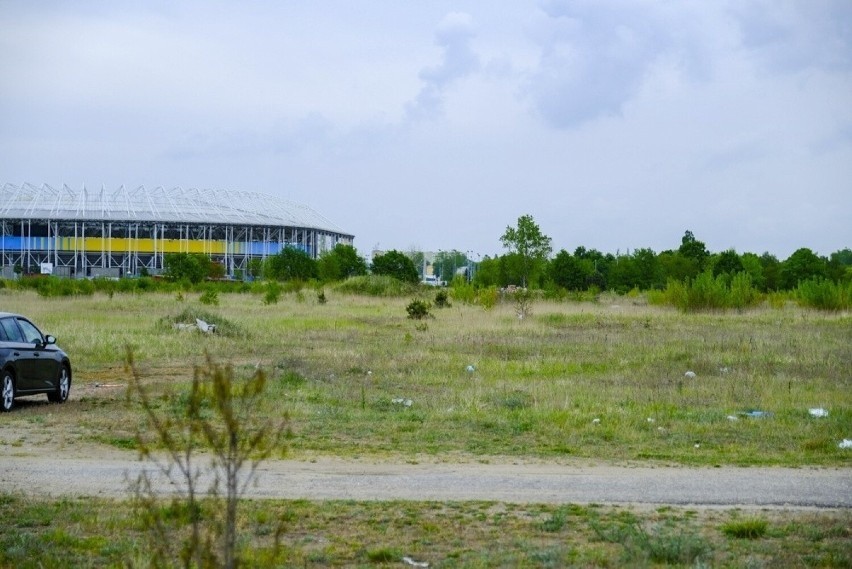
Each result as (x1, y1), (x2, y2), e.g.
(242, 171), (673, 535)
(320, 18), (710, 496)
(44, 335), (57, 345)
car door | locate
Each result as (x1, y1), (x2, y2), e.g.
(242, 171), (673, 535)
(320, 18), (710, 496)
(15, 317), (59, 391)
(0, 317), (50, 392)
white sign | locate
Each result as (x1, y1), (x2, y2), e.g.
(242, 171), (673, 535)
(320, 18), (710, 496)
(40, 262), (54, 275)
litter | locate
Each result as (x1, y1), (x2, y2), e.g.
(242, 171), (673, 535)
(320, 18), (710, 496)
(592, 418), (601, 425)
(740, 410), (772, 418)
(684, 370), (696, 379)
(392, 398), (413, 407)
(808, 408), (829, 418)
(839, 439), (852, 449)
(195, 319), (217, 333)
(726, 415), (738, 421)
(402, 556), (429, 568)
(466, 365), (475, 373)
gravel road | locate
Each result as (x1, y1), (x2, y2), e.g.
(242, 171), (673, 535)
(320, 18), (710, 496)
(2, 453), (850, 508)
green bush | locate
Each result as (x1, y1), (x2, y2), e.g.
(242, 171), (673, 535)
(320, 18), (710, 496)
(796, 277), (851, 310)
(199, 289), (219, 306)
(263, 281), (282, 305)
(406, 299), (432, 319)
(333, 275), (417, 297)
(434, 290), (450, 308)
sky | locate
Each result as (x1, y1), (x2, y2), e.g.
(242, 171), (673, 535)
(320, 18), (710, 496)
(1, 0), (850, 261)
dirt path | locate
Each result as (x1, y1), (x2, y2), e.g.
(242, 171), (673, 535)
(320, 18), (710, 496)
(2, 445), (849, 508)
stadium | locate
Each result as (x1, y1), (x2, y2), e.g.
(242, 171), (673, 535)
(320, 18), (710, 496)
(0, 183), (354, 279)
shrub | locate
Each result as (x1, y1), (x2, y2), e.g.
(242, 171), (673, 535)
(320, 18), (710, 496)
(795, 277), (851, 311)
(263, 281), (282, 305)
(199, 289), (219, 306)
(406, 299), (432, 320)
(477, 286), (499, 310)
(334, 275), (417, 297)
(434, 289), (450, 308)
(450, 281), (476, 304)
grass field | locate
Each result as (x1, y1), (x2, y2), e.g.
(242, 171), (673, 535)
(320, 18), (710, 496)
(0, 287), (849, 567)
(2, 288), (849, 466)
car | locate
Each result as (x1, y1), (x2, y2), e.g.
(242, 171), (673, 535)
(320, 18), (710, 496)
(0, 312), (72, 412)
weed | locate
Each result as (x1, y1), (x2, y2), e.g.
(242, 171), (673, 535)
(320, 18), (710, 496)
(721, 517), (768, 539)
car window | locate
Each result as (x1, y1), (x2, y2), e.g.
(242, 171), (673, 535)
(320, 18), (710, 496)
(16, 319), (44, 344)
(0, 318), (24, 342)
(0, 323), (6, 341)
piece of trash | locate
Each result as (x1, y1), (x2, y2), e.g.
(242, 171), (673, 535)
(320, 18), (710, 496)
(684, 371), (696, 379)
(839, 439), (852, 449)
(808, 408), (829, 418)
(392, 398), (413, 407)
(694, 442), (701, 448)
(726, 415), (738, 421)
(740, 410), (773, 418)
(402, 556), (429, 568)
(592, 418), (601, 425)
(719, 366), (730, 374)
(367, 370), (372, 376)
(646, 417), (655, 423)
(466, 365), (475, 373)
(195, 318), (217, 333)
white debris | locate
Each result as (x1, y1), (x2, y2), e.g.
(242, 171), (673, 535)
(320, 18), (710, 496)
(694, 443), (700, 448)
(727, 415), (739, 421)
(839, 439), (852, 449)
(592, 418), (601, 425)
(466, 365), (475, 373)
(808, 408), (829, 418)
(719, 366), (730, 374)
(684, 371), (696, 379)
(646, 418), (655, 423)
(195, 318), (217, 333)
(173, 322), (195, 331)
(392, 398), (413, 407)
(402, 556), (429, 568)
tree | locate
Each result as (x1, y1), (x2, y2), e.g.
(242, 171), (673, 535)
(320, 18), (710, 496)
(760, 253), (781, 291)
(371, 250), (419, 283)
(264, 247), (317, 281)
(549, 249), (590, 291)
(500, 214), (552, 287)
(781, 248), (825, 289)
(712, 249), (744, 279)
(678, 230), (709, 275)
(163, 253), (212, 284)
(317, 244), (367, 281)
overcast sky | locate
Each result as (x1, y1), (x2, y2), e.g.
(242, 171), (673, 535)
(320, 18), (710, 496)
(1, 1), (850, 260)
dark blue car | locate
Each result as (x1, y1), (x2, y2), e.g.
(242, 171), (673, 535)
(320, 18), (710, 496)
(0, 313), (72, 412)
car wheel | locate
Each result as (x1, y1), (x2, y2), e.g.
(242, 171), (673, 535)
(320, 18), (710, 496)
(47, 365), (70, 404)
(1, 371), (14, 412)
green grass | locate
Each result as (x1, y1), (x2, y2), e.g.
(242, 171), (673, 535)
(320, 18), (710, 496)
(0, 494), (848, 568)
(0, 288), (850, 466)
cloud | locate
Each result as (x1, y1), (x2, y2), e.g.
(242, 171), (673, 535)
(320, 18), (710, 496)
(523, 0), (675, 128)
(731, 0), (852, 72)
(405, 12), (480, 121)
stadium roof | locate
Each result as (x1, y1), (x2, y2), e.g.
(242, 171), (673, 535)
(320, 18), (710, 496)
(0, 183), (350, 236)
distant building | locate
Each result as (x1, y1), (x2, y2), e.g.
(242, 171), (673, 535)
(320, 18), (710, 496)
(0, 183), (353, 278)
